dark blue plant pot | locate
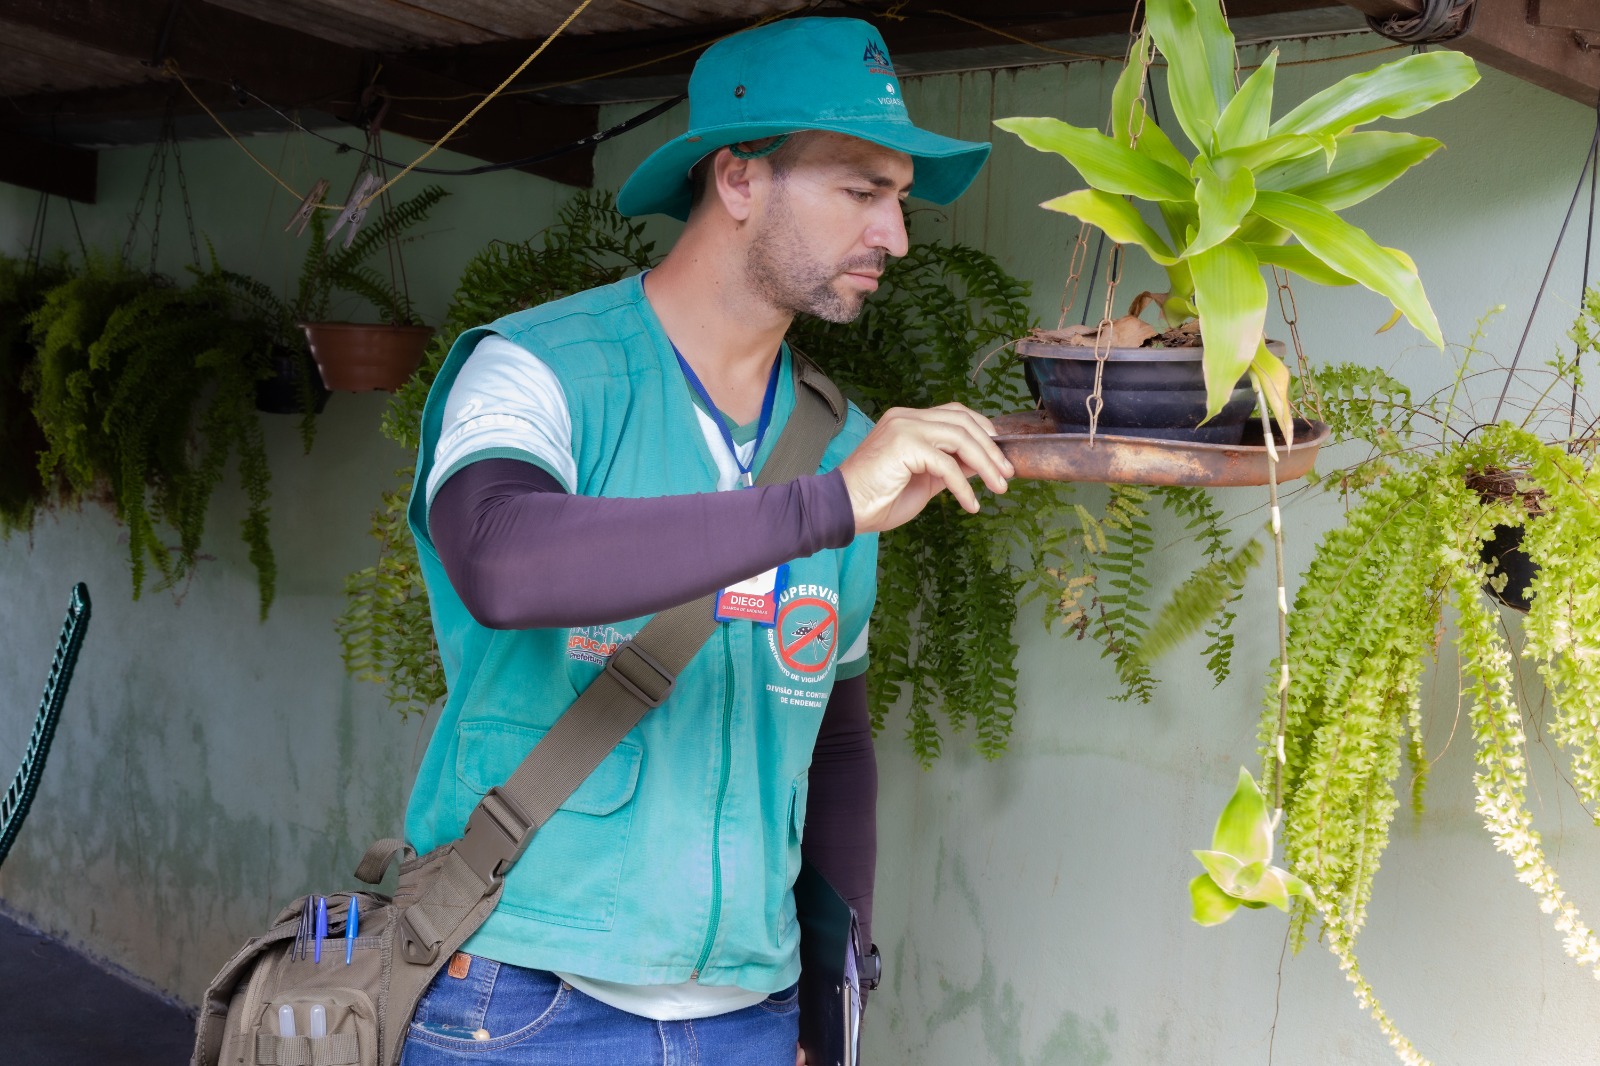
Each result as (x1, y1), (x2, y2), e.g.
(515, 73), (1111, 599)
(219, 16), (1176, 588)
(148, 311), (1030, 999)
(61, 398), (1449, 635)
(1016, 338), (1274, 446)
(256, 343), (331, 416)
(1480, 523), (1536, 612)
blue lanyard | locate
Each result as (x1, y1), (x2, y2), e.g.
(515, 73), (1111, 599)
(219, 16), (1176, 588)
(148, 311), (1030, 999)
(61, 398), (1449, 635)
(673, 346), (782, 488)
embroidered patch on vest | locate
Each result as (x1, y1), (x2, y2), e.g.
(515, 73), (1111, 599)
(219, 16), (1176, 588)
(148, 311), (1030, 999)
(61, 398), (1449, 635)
(567, 624), (635, 666)
(766, 583), (841, 683)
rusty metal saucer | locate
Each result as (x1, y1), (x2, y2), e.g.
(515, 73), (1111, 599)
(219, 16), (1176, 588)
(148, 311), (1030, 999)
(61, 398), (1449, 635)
(993, 411), (1331, 487)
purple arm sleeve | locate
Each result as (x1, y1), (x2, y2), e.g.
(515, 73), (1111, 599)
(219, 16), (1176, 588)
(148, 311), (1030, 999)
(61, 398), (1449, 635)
(429, 457), (856, 629)
(802, 673), (877, 949)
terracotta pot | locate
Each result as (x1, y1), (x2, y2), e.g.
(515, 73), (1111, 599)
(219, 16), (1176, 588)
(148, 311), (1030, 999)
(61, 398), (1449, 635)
(1016, 338), (1283, 446)
(300, 322), (433, 393)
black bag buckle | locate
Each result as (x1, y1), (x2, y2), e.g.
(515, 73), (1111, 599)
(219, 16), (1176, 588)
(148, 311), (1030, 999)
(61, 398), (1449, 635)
(858, 943), (882, 990)
(456, 786), (533, 888)
(604, 640), (676, 708)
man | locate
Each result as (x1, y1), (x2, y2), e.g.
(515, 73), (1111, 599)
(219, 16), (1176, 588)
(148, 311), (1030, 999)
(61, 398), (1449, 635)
(398, 16), (1008, 1065)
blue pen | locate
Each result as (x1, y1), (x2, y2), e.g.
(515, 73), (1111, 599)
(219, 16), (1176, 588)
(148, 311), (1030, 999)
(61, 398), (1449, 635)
(345, 897), (359, 965)
(314, 896), (328, 964)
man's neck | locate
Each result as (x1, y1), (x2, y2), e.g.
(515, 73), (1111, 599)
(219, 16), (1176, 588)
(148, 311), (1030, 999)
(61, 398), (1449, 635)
(643, 240), (791, 425)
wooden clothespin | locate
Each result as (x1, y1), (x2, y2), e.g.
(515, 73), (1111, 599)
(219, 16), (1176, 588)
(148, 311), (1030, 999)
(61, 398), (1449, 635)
(285, 178), (330, 237)
(326, 171), (382, 249)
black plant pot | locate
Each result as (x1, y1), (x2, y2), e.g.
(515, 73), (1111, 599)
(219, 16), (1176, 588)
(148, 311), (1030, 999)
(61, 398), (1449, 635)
(1016, 339), (1278, 445)
(256, 343), (331, 415)
(1480, 524), (1537, 612)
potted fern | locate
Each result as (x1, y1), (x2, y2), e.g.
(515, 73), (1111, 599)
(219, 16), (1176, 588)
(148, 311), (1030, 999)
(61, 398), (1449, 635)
(0, 252), (69, 535)
(1190, 303), (1600, 1064)
(994, 0), (1477, 444)
(26, 252), (279, 616)
(297, 184), (448, 392)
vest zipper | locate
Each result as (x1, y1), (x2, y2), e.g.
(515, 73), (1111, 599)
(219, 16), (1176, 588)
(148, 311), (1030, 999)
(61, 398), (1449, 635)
(692, 625), (736, 981)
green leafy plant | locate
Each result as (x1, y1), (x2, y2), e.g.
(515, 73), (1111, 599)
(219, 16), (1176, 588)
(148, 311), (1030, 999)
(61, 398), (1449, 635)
(1189, 767), (1313, 925)
(790, 242), (1069, 761)
(26, 252), (278, 615)
(1191, 300), (1600, 1064)
(297, 185), (449, 327)
(0, 252), (70, 534)
(995, 0), (1477, 430)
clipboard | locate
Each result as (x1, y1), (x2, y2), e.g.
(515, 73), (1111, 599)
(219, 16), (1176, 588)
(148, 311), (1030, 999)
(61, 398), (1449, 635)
(795, 858), (879, 1066)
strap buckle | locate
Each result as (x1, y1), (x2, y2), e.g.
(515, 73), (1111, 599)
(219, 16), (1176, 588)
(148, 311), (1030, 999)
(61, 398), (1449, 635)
(858, 944), (882, 990)
(455, 786), (533, 888)
(604, 640), (676, 709)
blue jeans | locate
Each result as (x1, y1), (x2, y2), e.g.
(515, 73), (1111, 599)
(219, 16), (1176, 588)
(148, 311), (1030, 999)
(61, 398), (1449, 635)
(399, 954), (800, 1065)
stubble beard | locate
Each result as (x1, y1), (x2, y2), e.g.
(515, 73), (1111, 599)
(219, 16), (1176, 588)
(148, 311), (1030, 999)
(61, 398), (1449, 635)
(747, 187), (885, 325)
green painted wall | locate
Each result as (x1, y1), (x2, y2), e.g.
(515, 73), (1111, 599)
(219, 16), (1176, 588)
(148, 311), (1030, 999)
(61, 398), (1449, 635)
(2, 26), (1598, 1064)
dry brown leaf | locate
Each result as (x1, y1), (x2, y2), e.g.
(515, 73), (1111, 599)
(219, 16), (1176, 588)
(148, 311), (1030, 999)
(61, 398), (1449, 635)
(1029, 314), (1158, 349)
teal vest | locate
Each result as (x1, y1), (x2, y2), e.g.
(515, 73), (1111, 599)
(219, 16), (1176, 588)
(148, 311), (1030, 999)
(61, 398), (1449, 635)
(405, 274), (878, 990)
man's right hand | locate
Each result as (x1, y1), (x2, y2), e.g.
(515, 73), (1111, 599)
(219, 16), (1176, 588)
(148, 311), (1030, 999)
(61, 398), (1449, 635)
(836, 403), (1014, 534)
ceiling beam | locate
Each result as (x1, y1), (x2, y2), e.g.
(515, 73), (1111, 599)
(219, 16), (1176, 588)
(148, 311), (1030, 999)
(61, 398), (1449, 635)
(0, 0), (599, 186)
(0, 128), (96, 202)
(1529, 0), (1600, 35)
(1344, 0), (1600, 108)
(402, 0), (1346, 104)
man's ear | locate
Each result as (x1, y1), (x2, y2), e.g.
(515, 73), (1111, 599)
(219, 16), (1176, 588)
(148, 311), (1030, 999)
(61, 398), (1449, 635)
(710, 147), (759, 222)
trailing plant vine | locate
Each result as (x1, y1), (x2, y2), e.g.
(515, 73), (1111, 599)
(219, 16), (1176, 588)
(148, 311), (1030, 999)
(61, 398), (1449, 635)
(0, 253), (68, 535)
(1236, 300), (1600, 1064)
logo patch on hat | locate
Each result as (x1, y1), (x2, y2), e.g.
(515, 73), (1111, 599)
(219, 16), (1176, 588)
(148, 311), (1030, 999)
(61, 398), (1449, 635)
(863, 40), (895, 76)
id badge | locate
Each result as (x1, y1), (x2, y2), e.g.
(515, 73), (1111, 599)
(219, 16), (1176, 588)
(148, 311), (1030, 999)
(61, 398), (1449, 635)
(715, 564), (786, 626)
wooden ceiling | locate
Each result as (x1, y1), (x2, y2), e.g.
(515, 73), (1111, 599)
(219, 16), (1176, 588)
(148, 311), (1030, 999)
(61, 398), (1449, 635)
(2, 0), (1597, 205)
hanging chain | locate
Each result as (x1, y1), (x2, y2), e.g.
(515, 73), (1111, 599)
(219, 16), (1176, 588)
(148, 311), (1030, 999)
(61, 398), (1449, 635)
(1084, 28), (1153, 444)
(122, 125), (166, 267)
(1057, 222), (1095, 330)
(171, 131), (202, 269)
(1272, 266), (1322, 421)
(148, 117), (170, 275)
(26, 193), (49, 279)
(1087, 246), (1125, 443)
(121, 102), (201, 273)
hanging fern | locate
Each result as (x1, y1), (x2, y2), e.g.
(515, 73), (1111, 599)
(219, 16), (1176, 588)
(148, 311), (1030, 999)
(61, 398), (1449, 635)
(790, 241), (1076, 763)
(297, 185), (450, 326)
(1260, 410), (1600, 1060)
(0, 253), (69, 535)
(26, 252), (278, 615)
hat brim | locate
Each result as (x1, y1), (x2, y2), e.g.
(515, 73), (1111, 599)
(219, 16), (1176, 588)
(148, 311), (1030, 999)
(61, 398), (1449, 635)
(616, 118), (991, 221)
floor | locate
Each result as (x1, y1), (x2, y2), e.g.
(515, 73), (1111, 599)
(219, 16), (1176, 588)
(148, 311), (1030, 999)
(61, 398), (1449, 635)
(0, 909), (195, 1065)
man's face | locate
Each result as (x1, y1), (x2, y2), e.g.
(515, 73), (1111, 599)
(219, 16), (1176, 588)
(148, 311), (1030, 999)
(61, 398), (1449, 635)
(745, 132), (913, 324)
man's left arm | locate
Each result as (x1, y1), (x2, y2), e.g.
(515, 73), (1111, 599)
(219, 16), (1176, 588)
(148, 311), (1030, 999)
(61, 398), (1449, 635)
(801, 673), (876, 949)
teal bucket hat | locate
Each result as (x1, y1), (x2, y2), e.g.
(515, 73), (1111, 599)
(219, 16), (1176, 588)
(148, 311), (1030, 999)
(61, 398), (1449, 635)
(617, 17), (991, 220)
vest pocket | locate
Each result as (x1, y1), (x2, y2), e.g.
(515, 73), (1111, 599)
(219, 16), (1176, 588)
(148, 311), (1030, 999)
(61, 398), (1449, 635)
(773, 772), (809, 942)
(250, 988), (376, 1066)
(455, 719), (643, 930)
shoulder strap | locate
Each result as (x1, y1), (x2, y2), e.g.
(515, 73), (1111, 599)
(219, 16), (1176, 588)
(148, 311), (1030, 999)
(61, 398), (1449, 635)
(452, 350), (847, 888)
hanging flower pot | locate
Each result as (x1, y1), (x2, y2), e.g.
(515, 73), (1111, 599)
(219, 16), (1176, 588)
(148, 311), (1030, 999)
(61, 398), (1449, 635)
(255, 342), (331, 414)
(300, 322), (432, 393)
(1479, 523), (1537, 612)
(1467, 466), (1545, 612)
(1017, 335), (1283, 446)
